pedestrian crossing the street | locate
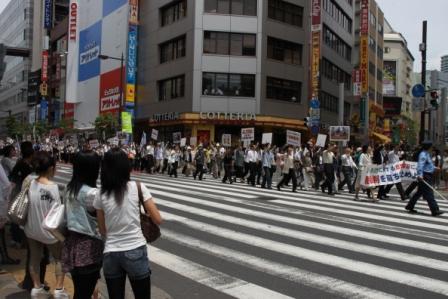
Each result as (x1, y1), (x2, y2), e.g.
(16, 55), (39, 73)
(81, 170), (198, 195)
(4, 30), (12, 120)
(55, 165), (448, 299)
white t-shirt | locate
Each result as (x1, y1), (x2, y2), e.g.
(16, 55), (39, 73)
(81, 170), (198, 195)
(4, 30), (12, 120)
(24, 180), (61, 244)
(93, 181), (152, 253)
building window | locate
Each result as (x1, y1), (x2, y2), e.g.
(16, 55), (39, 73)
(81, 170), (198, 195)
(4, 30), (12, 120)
(323, 26), (352, 61)
(320, 91), (338, 113)
(377, 69), (383, 82)
(158, 75), (185, 101)
(377, 45), (383, 60)
(266, 77), (301, 103)
(160, 35), (186, 63)
(267, 37), (302, 65)
(378, 24), (383, 35)
(322, 58), (351, 90)
(369, 12), (376, 28)
(161, 0), (187, 27)
(203, 31), (256, 56)
(369, 62), (375, 76)
(202, 72), (255, 97)
(204, 0), (257, 16)
(322, 0), (352, 33)
(369, 36), (376, 51)
(268, 0), (303, 27)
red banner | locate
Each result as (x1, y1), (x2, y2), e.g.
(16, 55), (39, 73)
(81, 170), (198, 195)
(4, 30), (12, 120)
(311, 0), (321, 32)
(360, 0), (369, 35)
(99, 68), (122, 114)
(41, 51), (49, 82)
(64, 102), (75, 119)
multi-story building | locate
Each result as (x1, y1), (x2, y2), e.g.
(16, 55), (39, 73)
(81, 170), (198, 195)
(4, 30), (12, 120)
(382, 18), (414, 143)
(354, 0), (386, 142)
(0, 0), (33, 135)
(136, 0), (310, 144)
(319, 0), (355, 127)
(442, 55), (448, 74)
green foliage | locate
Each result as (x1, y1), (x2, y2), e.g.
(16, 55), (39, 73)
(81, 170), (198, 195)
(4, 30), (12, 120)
(94, 113), (119, 139)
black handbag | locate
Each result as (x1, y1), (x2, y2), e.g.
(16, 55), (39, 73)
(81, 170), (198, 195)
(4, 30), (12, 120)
(137, 182), (161, 243)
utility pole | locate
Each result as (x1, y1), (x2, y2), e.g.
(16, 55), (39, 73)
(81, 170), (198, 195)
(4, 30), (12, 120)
(338, 83), (345, 151)
(442, 87), (447, 151)
(419, 21), (427, 143)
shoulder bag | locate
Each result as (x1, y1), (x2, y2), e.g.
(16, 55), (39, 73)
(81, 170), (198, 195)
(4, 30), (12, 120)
(7, 178), (32, 226)
(137, 182), (161, 243)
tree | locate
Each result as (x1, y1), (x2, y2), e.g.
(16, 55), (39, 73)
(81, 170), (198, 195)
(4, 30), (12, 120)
(58, 118), (75, 134)
(94, 113), (119, 140)
(34, 120), (50, 137)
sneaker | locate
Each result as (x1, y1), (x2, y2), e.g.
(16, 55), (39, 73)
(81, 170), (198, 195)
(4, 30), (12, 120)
(31, 287), (50, 299)
(432, 211), (444, 217)
(54, 288), (70, 299)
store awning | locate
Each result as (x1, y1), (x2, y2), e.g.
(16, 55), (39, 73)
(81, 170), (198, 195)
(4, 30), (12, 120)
(372, 132), (391, 144)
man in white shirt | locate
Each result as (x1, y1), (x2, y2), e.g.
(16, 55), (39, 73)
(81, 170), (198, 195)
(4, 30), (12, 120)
(321, 143), (336, 195)
(384, 145), (409, 200)
(338, 147), (356, 193)
(247, 144), (257, 186)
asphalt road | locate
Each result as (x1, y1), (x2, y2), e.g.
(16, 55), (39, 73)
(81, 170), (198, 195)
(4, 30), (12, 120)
(54, 165), (448, 299)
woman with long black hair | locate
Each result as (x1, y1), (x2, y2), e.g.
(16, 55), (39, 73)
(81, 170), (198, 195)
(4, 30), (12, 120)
(94, 148), (162, 299)
(61, 150), (103, 299)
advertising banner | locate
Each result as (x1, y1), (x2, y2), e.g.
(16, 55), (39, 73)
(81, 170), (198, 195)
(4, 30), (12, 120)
(126, 25), (138, 85)
(66, 0), (79, 103)
(383, 97), (402, 117)
(129, 0), (139, 25)
(121, 111), (133, 133)
(241, 128), (255, 141)
(44, 0), (53, 29)
(151, 129), (158, 140)
(360, 161), (417, 188)
(311, 0), (321, 32)
(360, 0), (369, 35)
(286, 130), (301, 147)
(329, 126), (350, 142)
(222, 134), (231, 147)
(40, 99), (48, 121)
(64, 102), (75, 119)
(311, 31), (321, 98)
(99, 68), (122, 114)
(79, 21), (101, 82)
(352, 69), (361, 97)
(41, 51), (49, 82)
(383, 61), (397, 96)
(360, 36), (369, 94)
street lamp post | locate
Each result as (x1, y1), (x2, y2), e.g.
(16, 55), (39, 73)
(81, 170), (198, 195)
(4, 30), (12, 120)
(99, 53), (125, 129)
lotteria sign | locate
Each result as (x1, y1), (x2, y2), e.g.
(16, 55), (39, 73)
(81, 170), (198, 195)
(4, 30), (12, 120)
(69, 1), (78, 41)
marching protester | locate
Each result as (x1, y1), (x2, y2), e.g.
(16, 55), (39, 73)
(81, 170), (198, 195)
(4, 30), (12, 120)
(321, 144), (336, 196)
(222, 148), (234, 184)
(338, 147), (356, 193)
(193, 145), (206, 181)
(384, 145), (409, 201)
(94, 148), (162, 299)
(261, 144), (274, 189)
(1, 145), (17, 177)
(354, 145), (377, 201)
(277, 146), (297, 192)
(61, 150), (103, 299)
(373, 144), (389, 200)
(405, 141), (444, 216)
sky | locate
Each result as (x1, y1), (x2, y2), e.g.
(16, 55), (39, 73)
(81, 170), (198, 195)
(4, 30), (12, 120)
(0, 0), (446, 71)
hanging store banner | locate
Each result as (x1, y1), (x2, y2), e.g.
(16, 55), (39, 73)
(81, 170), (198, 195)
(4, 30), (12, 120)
(360, 161), (417, 188)
(44, 0), (53, 29)
(41, 51), (49, 82)
(383, 61), (397, 96)
(99, 67), (122, 114)
(66, 0), (79, 103)
(311, 33), (321, 99)
(360, 36), (369, 94)
(121, 111), (133, 133)
(360, 0), (369, 35)
(352, 69), (361, 97)
(311, 0), (321, 32)
(129, 0), (139, 25)
(126, 25), (138, 104)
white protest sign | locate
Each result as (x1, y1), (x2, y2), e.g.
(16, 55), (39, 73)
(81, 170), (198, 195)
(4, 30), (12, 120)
(262, 133), (273, 145)
(286, 130), (301, 147)
(151, 129), (158, 141)
(316, 134), (327, 147)
(173, 132), (181, 144)
(89, 139), (100, 149)
(222, 134), (231, 147)
(241, 127), (254, 141)
(360, 161), (418, 188)
(329, 126), (350, 142)
(243, 139), (251, 148)
(180, 138), (187, 147)
(189, 137), (197, 146)
(107, 138), (119, 146)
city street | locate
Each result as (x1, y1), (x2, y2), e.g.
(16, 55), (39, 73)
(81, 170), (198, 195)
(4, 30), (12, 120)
(54, 164), (448, 299)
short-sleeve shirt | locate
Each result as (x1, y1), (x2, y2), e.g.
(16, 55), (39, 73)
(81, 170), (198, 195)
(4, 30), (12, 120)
(93, 181), (152, 253)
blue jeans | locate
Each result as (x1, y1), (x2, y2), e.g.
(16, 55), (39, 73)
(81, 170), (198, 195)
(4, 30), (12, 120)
(103, 245), (151, 280)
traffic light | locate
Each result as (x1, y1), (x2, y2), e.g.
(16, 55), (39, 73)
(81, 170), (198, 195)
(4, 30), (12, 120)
(0, 44), (6, 81)
(430, 90), (439, 109)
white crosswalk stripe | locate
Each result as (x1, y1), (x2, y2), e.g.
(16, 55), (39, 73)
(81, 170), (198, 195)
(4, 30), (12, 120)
(54, 165), (448, 298)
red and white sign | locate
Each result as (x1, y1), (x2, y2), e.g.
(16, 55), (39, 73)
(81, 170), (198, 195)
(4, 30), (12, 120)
(129, 0), (139, 25)
(41, 51), (49, 82)
(69, 1), (78, 41)
(241, 128), (255, 141)
(99, 68), (122, 114)
(311, 0), (321, 32)
(360, 0), (369, 36)
(64, 102), (75, 119)
(352, 69), (361, 97)
(286, 130), (301, 147)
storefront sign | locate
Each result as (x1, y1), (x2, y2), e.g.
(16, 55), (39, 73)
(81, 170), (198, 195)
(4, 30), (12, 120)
(44, 0), (53, 29)
(69, 2), (78, 41)
(383, 97), (402, 117)
(126, 25), (138, 85)
(352, 69), (361, 97)
(125, 84), (135, 102)
(129, 0), (139, 25)
(311, 0), (321, 32)
(152, 112), (180, 122)
(42, 51), (49, 82)
(361, 161), (417, 188)
(40, 99), (48, 121)
(199, 112), (256, 121)
(99, 68), (122, 114)
(241, 128), (254, 141)
(360, 36), (368, 94)
(286, 130), (301, 147)
(383, 61), (397, 96)
(311, 31), (321, 98)
(222, 134), (231, 147)
(360, 0), (369, 35)
(121, 111), (133, 134)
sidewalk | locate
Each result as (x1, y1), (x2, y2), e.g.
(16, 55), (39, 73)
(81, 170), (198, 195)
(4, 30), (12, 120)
(1, 247), (172, 299)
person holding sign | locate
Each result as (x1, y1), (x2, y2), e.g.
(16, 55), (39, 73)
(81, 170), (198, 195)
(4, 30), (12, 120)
(405, 141), (444, 216)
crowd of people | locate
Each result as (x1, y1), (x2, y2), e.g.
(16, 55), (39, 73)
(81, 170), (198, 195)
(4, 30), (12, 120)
(0, 135), (445, 298)
(0, 141), (162, 299)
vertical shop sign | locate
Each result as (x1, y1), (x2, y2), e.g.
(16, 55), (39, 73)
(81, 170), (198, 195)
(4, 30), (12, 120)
(44, 0), (53, 29)
(360, 0), (369, 94)
(41, 51), (49, 82)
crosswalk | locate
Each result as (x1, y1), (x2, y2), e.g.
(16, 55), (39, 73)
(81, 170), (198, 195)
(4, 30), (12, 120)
(55, 165), (448, 299)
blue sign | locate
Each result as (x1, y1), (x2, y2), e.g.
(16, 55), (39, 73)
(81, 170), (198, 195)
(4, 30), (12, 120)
(310, 98), (320, 109)
(311, 125), (320, 135)
(412, 84), (425, 98)
(126, 25), (138, 84)
(40, 99), (48, 121)
(78, 21), (102, 82)
(103, 0), (127, 17)
(44, 0), (52, 29)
